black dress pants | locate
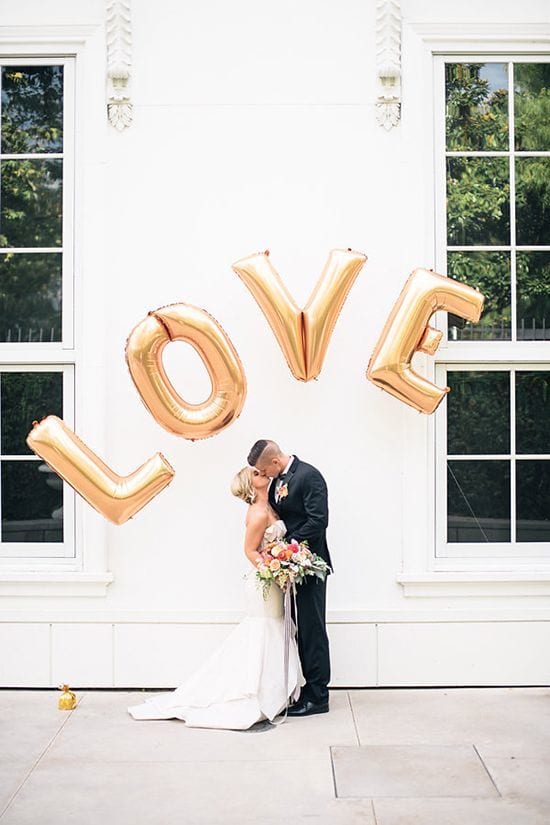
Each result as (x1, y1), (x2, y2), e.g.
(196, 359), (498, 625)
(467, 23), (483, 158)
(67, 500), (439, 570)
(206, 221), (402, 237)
(291, 575), (331, 704)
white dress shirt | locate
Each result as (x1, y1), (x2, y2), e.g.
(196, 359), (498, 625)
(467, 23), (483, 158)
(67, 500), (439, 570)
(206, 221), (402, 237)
(275, 456), (294, 502)
(281, 456), (294, 476)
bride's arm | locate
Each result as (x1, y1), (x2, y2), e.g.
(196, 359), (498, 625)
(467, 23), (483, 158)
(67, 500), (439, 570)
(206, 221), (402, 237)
(244, 510), (268, 567)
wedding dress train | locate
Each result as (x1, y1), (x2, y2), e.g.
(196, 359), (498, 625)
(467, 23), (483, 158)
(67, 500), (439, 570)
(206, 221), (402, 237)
(127, 520), (305, 729)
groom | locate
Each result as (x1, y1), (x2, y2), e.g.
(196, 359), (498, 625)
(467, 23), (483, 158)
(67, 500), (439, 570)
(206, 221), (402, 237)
(247, 440), (332, 717)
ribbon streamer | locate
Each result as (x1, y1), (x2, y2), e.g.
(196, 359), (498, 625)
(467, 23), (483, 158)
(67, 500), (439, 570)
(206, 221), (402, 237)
(270, 582), (299, 726)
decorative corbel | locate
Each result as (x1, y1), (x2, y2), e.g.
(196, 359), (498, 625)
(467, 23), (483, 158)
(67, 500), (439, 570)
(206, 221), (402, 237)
(375, 0), (401, 130)
(106, 0), (132, 131)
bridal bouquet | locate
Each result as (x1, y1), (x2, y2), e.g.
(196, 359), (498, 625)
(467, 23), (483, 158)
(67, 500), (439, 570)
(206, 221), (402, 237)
(255, 538), (331, 599)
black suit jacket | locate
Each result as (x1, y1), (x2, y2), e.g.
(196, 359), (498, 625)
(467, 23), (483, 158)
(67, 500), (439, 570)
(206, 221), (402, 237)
(269, 456), (332, 573)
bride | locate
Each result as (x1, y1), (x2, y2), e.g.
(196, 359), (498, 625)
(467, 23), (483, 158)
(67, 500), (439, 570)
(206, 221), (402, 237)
(127, 465), (305, 729)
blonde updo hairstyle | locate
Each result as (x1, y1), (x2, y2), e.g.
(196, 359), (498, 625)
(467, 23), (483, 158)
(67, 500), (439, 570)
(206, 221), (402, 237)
(231, 466), (256, 505)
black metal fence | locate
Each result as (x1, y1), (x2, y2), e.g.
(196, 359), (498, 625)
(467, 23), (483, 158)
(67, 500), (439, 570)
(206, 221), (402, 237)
(448, 318), (550, 341)
(1, 326), (61, 343)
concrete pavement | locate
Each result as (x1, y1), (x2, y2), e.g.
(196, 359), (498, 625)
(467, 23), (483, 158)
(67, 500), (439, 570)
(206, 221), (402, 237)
(0, 687), (549, 824)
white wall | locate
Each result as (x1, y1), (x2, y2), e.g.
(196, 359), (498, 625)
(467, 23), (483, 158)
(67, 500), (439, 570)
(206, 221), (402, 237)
(1, 0), (549, 687)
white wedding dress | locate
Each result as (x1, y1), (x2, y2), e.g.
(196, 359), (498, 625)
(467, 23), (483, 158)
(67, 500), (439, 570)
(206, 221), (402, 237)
(127, 519), (305, 729)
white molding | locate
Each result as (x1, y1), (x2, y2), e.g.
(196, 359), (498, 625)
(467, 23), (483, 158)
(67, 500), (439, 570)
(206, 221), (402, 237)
(398, 572), (550, 598)
(0, 25), (101, 47)
(0, 607), (549, 623)
(106, 0), (132, 131)
(375, 0), (401, 130)
(436, 342), (550, 362)
(0, 573), (113, 597)
(407, 21), (550, 48)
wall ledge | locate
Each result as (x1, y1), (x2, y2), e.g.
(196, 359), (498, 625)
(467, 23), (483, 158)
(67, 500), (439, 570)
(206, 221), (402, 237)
(0, 573), (114, 597)
(1, 607), (550, 624)
(397, 572), (550, 598)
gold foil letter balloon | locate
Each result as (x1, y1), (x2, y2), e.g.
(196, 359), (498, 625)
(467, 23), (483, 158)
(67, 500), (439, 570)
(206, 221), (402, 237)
(125, 303), (246, 439)
(232, 249), (367, 381)
(26, 417), (174, 525)
(367, 268), (485, 414)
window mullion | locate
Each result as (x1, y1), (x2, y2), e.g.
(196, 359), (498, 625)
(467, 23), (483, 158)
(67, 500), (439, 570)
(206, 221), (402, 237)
(0, 371), (2, 532)
(509, 61), (517, 345)
(61, 58), (74, 350)
(510, 368), (516, 543)
(435, 362), (448, 558)
(508, 61), (516, 544)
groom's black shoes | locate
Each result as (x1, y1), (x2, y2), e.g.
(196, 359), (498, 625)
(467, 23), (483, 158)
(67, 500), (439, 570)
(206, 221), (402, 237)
(287, 699), (329, 717)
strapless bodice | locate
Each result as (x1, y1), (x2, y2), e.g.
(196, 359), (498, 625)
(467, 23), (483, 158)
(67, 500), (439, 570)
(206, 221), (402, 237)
(242, 519), (287, 618)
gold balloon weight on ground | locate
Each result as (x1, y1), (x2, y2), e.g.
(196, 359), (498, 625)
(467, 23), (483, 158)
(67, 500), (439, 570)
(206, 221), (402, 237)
(58, 684), (77, 710)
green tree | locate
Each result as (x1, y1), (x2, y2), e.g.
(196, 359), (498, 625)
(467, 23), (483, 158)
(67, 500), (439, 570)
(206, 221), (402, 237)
(0, 66), (64, 342)
(445, 62), (550, 339)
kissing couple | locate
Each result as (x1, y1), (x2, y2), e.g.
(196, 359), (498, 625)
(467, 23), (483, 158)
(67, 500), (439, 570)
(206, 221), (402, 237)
(128, 440), (332, 729)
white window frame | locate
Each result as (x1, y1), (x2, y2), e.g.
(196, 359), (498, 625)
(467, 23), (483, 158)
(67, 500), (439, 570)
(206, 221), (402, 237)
(433, 54), (550, 350)
(0, 25), (111, 595)
(0, 364), (75, 558)
(435, 362), (550, 561)
(0, 56), (75, 350)
(398, 21), (550, 596)
(0, 57), (76, 563)
(434, 55), (550, 563)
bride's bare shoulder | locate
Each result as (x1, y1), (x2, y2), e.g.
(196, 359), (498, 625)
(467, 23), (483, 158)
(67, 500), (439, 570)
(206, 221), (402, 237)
(245, 503), (269, 528)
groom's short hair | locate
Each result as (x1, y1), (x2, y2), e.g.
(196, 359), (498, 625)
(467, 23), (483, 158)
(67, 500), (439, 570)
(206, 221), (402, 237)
(248, 439), (280, 466)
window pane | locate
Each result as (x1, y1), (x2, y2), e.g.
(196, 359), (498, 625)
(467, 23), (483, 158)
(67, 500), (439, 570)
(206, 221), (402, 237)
(515, 158), (550, 246)
(446, 63), (508, 151)
(1, 460), (63, 542)
(1, 66), (63, 154)
(0, 159), (62, 248)
(0, 253), (62, 342)
(516, 460), (550, 542)
(447, 252), (510, 340)
(516, 252), (550, 341)
(516, 371), (550, 454)
(447, 371), (510, 455)
(1, 371), (62, 455)
(447, 158), (510, 245)
(447, 460), (510, 542)
(514, 63), (550, 151)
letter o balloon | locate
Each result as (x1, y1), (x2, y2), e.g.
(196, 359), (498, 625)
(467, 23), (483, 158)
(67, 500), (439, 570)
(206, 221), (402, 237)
(125, 303), (247, 440)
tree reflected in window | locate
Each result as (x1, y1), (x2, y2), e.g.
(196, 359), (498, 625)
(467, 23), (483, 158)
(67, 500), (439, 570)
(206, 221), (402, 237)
(1, 66), (63, 153)
(446, 63), (508, 151)
(445, 61), (550, 342)
(0, 372), (64, 543)
(514, 64), (550, 151)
